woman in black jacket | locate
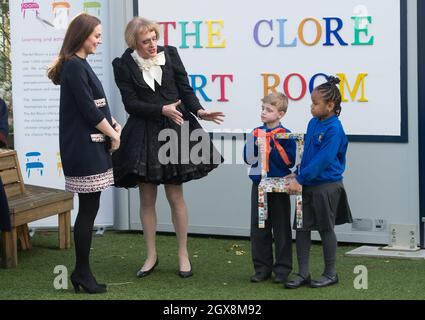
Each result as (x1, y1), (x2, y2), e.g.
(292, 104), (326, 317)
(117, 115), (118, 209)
(1, 100), (11, 233)
(112, 17), (224, 278)
(48, 13), (121, 294)
(0, 98), (8, 148)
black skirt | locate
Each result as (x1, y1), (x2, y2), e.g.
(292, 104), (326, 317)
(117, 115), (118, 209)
(112, 104), (223, 187)
(293, 181), (352, 231)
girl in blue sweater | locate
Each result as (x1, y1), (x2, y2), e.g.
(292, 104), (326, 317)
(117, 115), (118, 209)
(285, 76), (352, 289)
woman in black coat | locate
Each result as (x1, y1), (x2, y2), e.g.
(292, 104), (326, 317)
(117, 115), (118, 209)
(0, 98), (8, 148)
(0, 98), (11, 232)
(112, 17), (224, 278)
(48, 13), (121, 294)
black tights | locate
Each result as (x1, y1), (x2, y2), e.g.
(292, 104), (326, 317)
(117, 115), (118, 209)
(73, 192), (101, 275)
(296, 229), (337, 278)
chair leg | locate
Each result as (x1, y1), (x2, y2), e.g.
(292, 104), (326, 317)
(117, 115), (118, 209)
(23, 224), (32, 250)
(58, 211), (71, 249)
(16, 225), (25, 251)
(1, 227), (18, 268)
(17, 224), (31, 251)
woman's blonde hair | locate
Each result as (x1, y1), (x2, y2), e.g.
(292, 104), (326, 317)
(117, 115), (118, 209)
(47, 13), (101, 85)
(125, 17), (160, 50)
(262, 92), (289, 113)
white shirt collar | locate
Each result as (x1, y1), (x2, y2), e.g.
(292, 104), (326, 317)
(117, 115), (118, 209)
(131, 50), (166, 91)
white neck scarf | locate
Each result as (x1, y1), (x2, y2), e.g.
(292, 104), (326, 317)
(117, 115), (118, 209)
(131, 51), (166, 91)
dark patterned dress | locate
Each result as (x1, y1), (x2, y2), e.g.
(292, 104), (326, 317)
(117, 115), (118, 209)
(112, 45), (222, 187)
(59, 56), (114, 193)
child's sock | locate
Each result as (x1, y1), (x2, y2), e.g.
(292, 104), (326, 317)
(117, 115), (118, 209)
(319, 229), (337, 277)
(295, 231), (311, 278)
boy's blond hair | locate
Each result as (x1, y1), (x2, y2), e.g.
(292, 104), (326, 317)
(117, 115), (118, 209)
(262, 92), (289, 113)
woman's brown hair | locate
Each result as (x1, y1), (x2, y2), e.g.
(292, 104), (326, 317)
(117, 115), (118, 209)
(47, 13), (101, 85)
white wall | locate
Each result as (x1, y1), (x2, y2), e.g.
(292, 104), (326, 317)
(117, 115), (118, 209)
(137, 0), (404, 139)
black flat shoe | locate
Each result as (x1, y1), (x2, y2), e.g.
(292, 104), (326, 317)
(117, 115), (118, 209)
(310, 274), (339, 288)
(70, 271), (107, 294)
(283, 274), (311, 289)
(136, 259), (159, 278)
(179, 260), (193, 278)
(273, 274), (288, 284)
(250, 273), (271, 283)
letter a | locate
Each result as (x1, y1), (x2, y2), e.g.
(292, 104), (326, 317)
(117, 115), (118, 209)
(353, 265), (368, 290)
(53, 265), (68, 290)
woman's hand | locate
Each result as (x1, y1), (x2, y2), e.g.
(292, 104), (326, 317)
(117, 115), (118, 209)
(95, 118), (121, 153)
(110, 118), (121, 153)
(110, 136), (120, 153)
(197, 109), (225, 125)
(162, 100), (184, 126)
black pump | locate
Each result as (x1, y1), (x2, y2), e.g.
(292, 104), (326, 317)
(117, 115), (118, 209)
(136, 259), (159, 278)
(178, 260), (193, 278)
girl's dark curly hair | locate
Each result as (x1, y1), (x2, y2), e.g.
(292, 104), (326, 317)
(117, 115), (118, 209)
(315, 76), (342, 117)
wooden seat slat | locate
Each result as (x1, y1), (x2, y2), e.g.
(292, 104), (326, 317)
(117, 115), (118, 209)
(0, 156), (16, 171)
(8, 185), (74, 213)
(4, 183), (22, 198)
(0, 168), (20, 185)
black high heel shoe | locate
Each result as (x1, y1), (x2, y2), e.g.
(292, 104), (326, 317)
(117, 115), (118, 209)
(178, 260), (193, 278)
(136, 258), (159, 278)
(70, 272), (107, 294)
(89, 272), (106, 288)
(81, 271), (107, 288)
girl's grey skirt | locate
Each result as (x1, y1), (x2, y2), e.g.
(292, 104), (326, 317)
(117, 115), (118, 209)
(293, 180), (352, 231)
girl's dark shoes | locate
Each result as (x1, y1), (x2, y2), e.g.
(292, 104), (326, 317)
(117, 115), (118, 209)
(70, 271), (107, 294)
(250, 273), (271, 283)
(179, 260), (193, 278)
(136, 259), (159, 278)
(273, 274), (288, 284)
(283, 274), (311, 289)
(310, 273), (338, 288)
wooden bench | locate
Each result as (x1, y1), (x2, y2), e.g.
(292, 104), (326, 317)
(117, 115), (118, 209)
(0, 149), (74, 268)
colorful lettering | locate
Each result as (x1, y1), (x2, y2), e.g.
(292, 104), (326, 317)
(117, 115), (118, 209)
(351, 16), (374, 45)
(179, 21), (203, 49)
(336, 73), (369, 102)
(206, 20), (226, 48)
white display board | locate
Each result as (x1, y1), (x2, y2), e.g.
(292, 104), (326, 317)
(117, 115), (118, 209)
(9, 0), (114, 227)
(138, 0), (405, 141)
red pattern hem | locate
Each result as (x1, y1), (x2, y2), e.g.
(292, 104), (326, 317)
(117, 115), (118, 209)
(65, 169), (114, 193)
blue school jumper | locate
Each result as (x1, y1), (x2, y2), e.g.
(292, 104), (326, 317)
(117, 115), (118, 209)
(294, 115), (352, 231)
(296, 115), (348, 186)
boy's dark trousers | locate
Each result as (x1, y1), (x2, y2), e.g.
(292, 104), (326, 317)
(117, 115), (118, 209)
(250, 183), (292, 278)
